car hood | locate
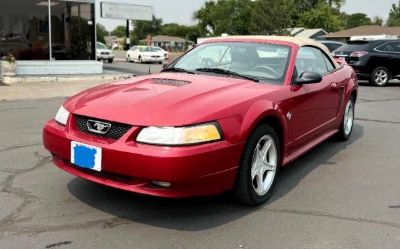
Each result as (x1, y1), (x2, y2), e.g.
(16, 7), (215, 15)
(65, 73), (281, 126)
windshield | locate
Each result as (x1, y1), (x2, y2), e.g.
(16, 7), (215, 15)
(139, 46), (158, 52)
(96, 43), (107, 49)
(171, 42), (290, 84)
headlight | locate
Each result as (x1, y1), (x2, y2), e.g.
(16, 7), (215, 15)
(55, 106), (70, 126)
(136, 123), (222, 146)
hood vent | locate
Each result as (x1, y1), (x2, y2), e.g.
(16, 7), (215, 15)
(152, 78), (190, 86)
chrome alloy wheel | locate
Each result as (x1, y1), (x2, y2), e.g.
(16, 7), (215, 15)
(251, 135), (278, 196)
(374, 69), (388, 86)
(344, 99), (354, 136)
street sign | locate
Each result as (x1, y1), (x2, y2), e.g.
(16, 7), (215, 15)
(100, 2), (153, 21)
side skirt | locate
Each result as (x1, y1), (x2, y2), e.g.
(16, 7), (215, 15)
(282, 129), (338, 166)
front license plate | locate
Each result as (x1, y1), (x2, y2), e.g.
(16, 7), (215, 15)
(71, 141), (102, 171)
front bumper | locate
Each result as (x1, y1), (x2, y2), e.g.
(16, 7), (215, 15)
(141, 57), (164, 63)
(97, 55), (114, 60)
(43, 119), (243, 198)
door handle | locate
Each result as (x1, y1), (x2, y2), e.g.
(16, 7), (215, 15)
(330, 82), (339, 90)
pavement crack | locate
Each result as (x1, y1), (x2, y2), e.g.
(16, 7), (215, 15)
(265, 208), (400, 230)
(0, 152), (51, 236)
(0, 143), (43, 153)
(358, 98), (400, 103)
(46, 241), (73, 248)
(1, 217), (130, 237)
(0, 107), (36, 112)
(355, 118), (400, 125)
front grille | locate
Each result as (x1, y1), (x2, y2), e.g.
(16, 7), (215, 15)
(74, 115), (132, 140)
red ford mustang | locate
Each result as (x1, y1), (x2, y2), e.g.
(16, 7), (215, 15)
(43, 36), (358, 206)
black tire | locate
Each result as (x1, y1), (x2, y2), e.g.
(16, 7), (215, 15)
(108, 59), (113, 63)
(336, 96), (355, 141)
(370, 67), (390, 87)
(233, 124), (281, 206)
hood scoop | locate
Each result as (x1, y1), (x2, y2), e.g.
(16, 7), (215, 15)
(151, 78), (191, 87)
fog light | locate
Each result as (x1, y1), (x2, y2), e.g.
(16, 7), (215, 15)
(151, 181), (171, 188)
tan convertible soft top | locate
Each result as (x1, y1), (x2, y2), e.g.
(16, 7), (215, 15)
(202, 35), (340, 68)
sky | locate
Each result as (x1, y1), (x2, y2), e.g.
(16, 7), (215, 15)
(97, 0), (399, 31)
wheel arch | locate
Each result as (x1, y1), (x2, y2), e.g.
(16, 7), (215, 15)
(240, 106), (288, 164)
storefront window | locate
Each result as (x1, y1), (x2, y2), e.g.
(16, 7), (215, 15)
(0, 0), (95, 61)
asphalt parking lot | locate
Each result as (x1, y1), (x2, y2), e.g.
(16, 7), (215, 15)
(0, 82), (400, 249)
(103, 51), (180, 76)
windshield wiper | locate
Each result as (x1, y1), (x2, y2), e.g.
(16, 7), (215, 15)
(162, 67), (195, 74)
(195, 68), (259, 82)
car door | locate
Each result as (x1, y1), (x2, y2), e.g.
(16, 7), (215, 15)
(288, 46), (341, 151)
(129, 46), (137, 60)
(377, 41), (400, 77)
(128, 46), (136, 60)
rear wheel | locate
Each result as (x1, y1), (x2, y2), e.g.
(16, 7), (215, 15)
(370, 67), (390, 87)
(233, 124), (280, 206)
(108, 59), (113, 63)
(337, 96), (355, 141)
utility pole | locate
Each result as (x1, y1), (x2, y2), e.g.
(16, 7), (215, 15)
(48, 0), (53, 60)
(125, 19), (130, 50)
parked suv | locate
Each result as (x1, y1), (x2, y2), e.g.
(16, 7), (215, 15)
(318, 40), (344, 52)
(333, 39), (400, 86)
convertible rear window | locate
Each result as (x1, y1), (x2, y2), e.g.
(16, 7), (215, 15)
(172, 42), (291, 84)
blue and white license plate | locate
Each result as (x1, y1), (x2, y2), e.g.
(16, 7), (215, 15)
(71, 141), (102, 171)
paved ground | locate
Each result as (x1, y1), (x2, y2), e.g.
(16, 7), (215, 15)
(104, 52), (181, 76)
(104, 61), (164, 76)
(0, 81), (400, 249)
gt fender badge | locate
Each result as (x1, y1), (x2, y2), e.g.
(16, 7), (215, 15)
(287, 112), (293, 120)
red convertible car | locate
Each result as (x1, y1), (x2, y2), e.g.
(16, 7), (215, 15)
(43, 36), (358, 206)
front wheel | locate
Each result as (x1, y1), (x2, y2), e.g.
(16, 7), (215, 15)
(108, 59), (113, 63)
(370, 67), (390, 87)
(337, 97), (355, 141)
(233, 124), (280, 206)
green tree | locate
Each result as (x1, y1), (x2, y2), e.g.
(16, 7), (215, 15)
(298, 3), (345, 32)
(372, 16), (383, 26)
(131, 16), (162, 39)
(346, 13), (372, 28)
(129, 16), (162, 45)
(194, 0), (254, 36)
(111, 25), (126, 37)
(388, 1), (400, 26)
(96, 24), (108, 43)
(294, 0), (345, 12)
(161, 23), (203, 42)
(250, 0), (294, 35)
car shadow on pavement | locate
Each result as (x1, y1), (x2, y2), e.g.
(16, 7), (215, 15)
(67, 124), (364, 231)
(269, 124), (364, 204)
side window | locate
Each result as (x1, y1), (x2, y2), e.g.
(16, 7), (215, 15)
(376, 42), (400, 53)
(295, 47), (329, 77)
(391, 42), (400, 52)
(323, 54), (335, 72)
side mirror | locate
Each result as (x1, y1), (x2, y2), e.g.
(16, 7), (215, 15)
(294, 71), (322, 85)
